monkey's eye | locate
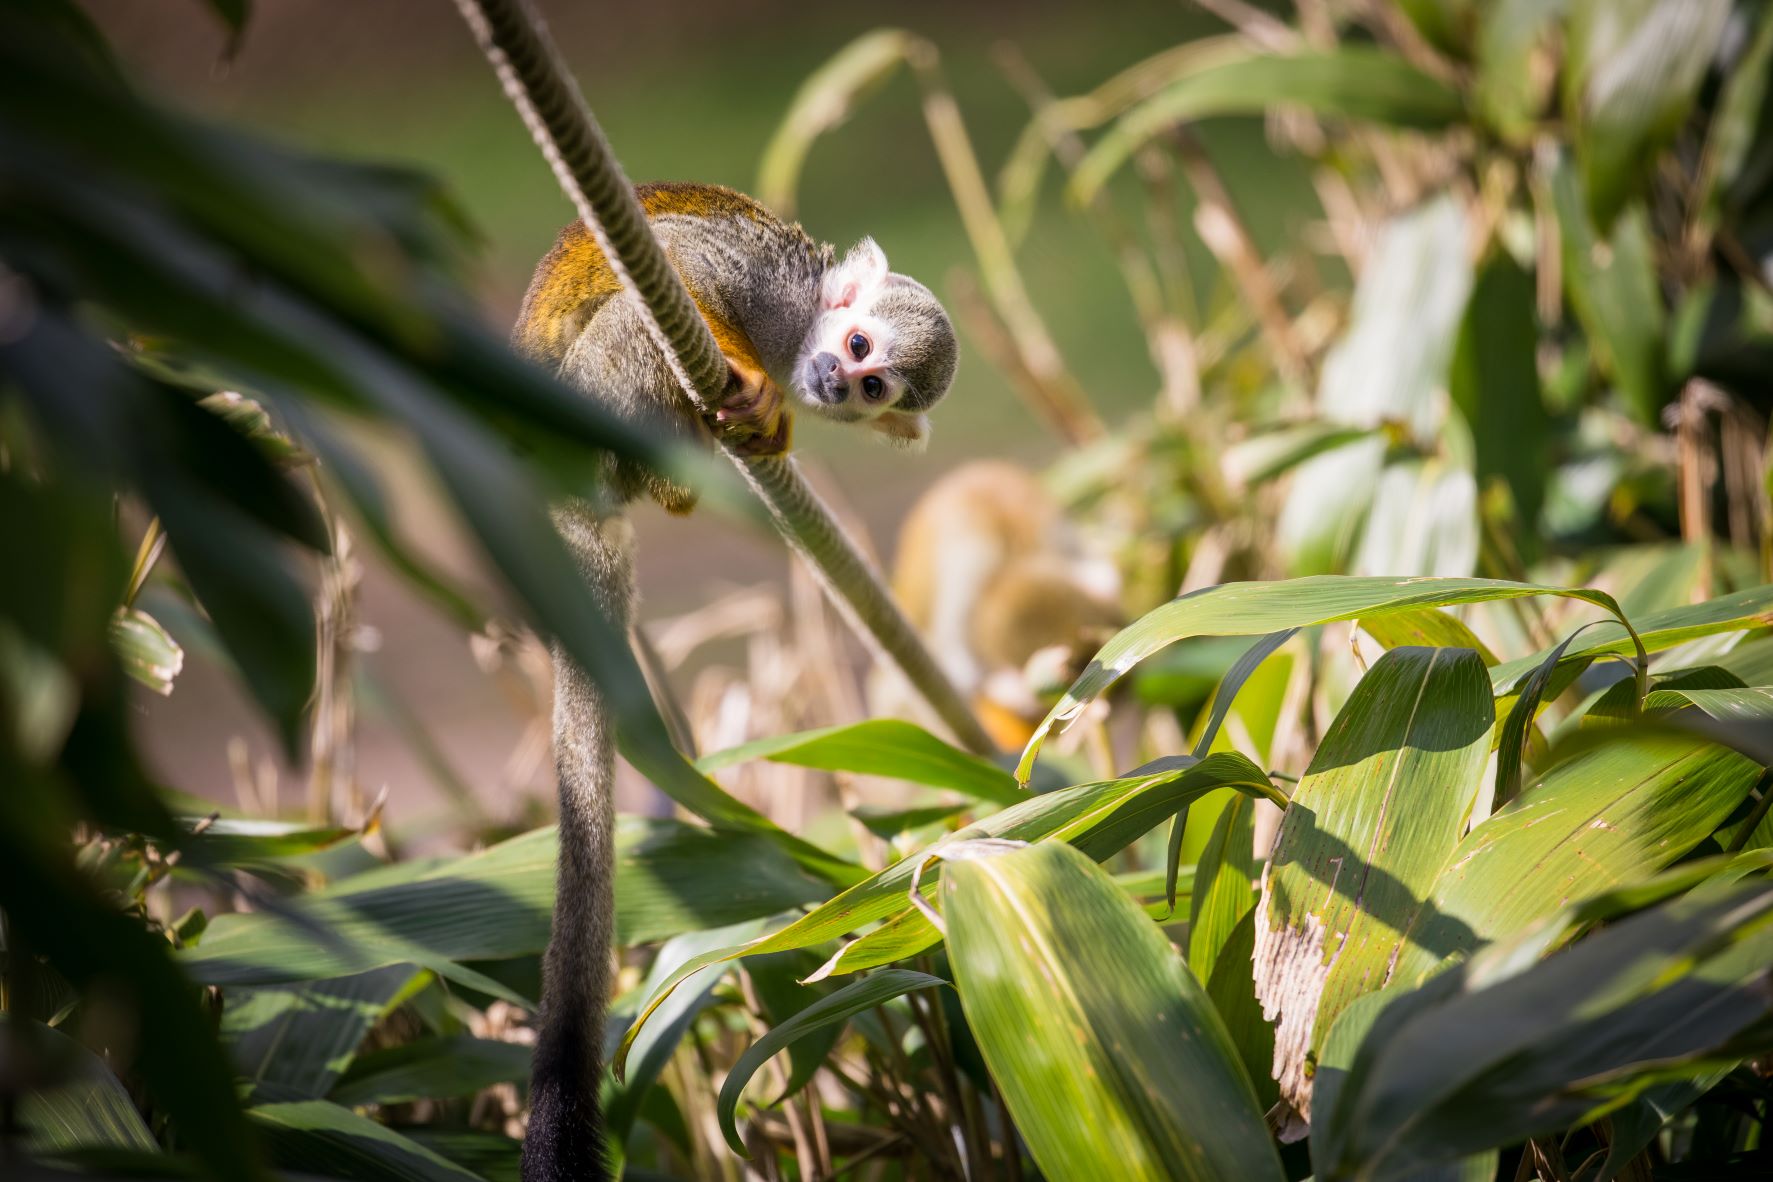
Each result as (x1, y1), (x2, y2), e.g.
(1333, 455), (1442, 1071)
(861, 374), (885, 399)
(848, 332), (871, 361)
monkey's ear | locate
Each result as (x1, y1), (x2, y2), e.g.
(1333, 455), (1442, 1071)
(823, 237), (889, 309)
(869, 409), (929, 451)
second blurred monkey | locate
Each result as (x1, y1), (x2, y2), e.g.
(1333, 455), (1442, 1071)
(885, 460), (1121, 749)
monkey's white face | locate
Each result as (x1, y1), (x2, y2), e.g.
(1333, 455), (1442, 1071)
(794, 238), (931, 449)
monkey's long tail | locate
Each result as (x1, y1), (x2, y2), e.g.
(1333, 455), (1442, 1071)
(522, 508), (635, 1182)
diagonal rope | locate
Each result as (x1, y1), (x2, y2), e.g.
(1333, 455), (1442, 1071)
(451, 0), (997, 756)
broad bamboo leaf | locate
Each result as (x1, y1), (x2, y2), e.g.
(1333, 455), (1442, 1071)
(250, 1099), (485, 1182)
(1492, 620), (1618, 810)
(184, 819), (828, 997)
(1316, 880), (1773, 1180)
(699, 719), (1020, 805)
(944, 841), (1283, 1181)
(7, 1018), (156, 1154)
(718, 969), (946, 1155)
(805, 754), (1283, 981)
(848, 801), (968, 838)
(1167, 630), (1296, 908)
(1488, 583), (1773, 695)
(1204, 909), (1277, 1111)
(1358, 609), (1497, 664)
(1254, 647), (1493, 1122)
(1641, 684), (1773, 721)
(1188, 791), (1257, 986)
(1071, 50), (1463, 202)
(330, 1035), (532, 1107)
(614, 754), (1284, 1073)
(605, 920), (769, 1143)
(1391, 729), (1763, 987)
(1564, 0), (1731, 231)
(223, 966), (426, 1100)
(1018, 575), (1638, 783)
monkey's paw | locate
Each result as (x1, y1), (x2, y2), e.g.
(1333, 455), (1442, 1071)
(713, 357), (791, 457)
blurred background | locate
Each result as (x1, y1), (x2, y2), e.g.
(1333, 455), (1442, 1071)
(86, 0), (1313, 838)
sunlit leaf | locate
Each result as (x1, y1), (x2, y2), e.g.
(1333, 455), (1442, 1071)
(1019, 575), (1640, 782)
(1391, 729), (1763, 986)
(943, 841), (1283, 1181)
(699, 719), (1020, 805)
(1254, 647), (1493, 1121)
(1317, 880), (1773, 1179)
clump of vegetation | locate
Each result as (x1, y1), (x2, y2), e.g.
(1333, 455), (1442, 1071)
(3, 2), (1772, 1181)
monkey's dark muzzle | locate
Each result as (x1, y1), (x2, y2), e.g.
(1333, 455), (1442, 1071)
(804, 352), (848, 405)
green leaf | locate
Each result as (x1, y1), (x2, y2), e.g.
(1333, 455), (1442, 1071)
(1491, 620), (1616, 811)
(1450, 251), (1548, 542)
(1019, 575), (1640, 782)
(330, 1035), (532, 1107)
(943, 841), (1283, 1182)
(613, 817), (830, 946)
(718, 969), (946, 1155)
(250, 1100), (486, 1182)
(177, 815), (362, 868)
(6, 1018), (156, 1154)
(1641, 684), (1773, 721)
(614, 753), (1284, 1074)
(1071, 50), (1464, 202)
(848, 801), (969, 838)
(1316, 880), (1773, 1179)
(1188, 791), (1257, 985)
(223, 966), (425, 1100)
(108, 607), (183, 695)
(1358, 609), (1497, 664)
(184, 819), (830, 997)
(1564, 0), (1731, 231)
(1278, 197), (1475, 576)
(1549, 154), (1668, 424)
(605, 920), (768, 1142)
(804, 754), (1284, 981)
(1488, 583), (1773, 695)
(698, 719), (1020, 806)
(1167, 630), (1296, 909)
(1392, 729), (1764, 987)
(1204, 909), (1277, 1111)
(1254, 647), (1494, 1121)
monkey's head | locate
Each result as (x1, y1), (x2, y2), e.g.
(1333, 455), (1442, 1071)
(796, 238), (958, 451)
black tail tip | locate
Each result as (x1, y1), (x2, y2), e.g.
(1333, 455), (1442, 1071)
(522, 1059), (612, 1182)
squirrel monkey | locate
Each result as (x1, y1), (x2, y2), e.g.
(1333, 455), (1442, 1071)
(887, 460), (1121, 750)
(517, 182), (957, 1182)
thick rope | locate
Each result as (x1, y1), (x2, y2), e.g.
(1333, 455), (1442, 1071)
(452, 0), (998, 757)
